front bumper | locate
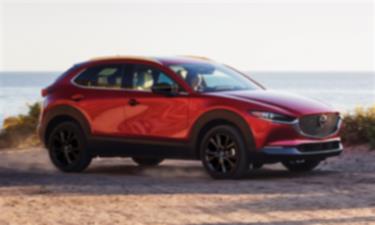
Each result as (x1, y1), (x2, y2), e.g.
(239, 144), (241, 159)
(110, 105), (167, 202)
(256, 140), (343, 161)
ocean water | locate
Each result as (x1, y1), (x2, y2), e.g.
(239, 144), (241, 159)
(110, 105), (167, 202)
(251, 72), (375, 111)
(0, 71), (374, 125)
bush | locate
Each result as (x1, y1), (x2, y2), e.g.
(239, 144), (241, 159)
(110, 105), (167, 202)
(341, 106), (375, 149)
(0, 102), (41, 149)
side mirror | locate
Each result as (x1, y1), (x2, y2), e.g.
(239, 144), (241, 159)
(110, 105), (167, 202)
(151, 82), (178, 96)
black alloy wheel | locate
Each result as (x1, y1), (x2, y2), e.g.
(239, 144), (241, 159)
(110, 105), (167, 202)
(201, 125), (250, 179)
(48, 121), (92, 172)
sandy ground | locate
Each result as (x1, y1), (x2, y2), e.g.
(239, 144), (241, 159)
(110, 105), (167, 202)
(0, 147), (375, 225)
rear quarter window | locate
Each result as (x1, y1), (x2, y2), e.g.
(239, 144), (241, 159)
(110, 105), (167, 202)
(74, 65), (123, 89)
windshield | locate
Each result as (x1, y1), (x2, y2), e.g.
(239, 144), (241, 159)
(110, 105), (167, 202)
(168, 63), (261, 92)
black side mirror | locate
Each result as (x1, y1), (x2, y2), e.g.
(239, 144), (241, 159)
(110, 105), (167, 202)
(151, 82), (178, 96)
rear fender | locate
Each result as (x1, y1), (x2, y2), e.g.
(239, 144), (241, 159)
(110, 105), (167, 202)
(39, 105), (91, 144)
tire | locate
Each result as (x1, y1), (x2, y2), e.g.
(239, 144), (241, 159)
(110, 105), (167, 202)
(132, 157), (164, 166)
(47, 121), (92, 173)
(200, 125), (250, 179)
(282, 159), (321, 172)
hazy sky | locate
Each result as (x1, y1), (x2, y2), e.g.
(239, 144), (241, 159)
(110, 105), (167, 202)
(0, 0), (374, 71)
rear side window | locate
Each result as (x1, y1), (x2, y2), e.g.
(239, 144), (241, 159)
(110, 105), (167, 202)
(74, 64), (123, 89)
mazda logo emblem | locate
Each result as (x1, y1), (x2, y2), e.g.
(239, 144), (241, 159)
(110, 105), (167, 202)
(318, 114), (328, 128)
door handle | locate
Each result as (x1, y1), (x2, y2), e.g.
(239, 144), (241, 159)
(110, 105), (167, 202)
(128, 98), (139, 106)
(71, 94), (84, 102)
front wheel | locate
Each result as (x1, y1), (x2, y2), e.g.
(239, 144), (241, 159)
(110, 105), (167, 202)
(282, 159), (321, 172)
(200, 125), (250, 179)
(47, 121), (92, 173)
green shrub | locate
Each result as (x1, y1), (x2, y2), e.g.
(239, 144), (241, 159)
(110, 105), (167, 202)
(341, 106), (375, 149)
(0, 102), (41, 149)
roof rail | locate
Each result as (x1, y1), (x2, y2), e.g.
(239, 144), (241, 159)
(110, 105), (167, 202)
(180, 55), (213, 61)
(89, 55), (160, 63)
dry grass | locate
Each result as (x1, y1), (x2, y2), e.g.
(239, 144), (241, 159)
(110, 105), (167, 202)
(341, 105), (375, 149)
(0, 102), (41, 149)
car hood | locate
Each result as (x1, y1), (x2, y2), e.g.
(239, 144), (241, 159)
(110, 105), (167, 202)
(209, 90), (337, 116)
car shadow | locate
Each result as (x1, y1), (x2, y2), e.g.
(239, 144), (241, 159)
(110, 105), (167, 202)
(0, 161), (341, 194)
(85, 162), (337, 180)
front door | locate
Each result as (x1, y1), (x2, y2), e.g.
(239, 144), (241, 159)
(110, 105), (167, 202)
(122, 63), (189, 140)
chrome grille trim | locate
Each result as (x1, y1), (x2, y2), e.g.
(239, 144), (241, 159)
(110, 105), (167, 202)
(292, 114), (342, 138)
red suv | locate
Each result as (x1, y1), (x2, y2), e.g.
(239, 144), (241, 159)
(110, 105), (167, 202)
(38, 56), (343, 179)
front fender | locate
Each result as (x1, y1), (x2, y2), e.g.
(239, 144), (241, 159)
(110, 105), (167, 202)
(189, 109), (256, 157)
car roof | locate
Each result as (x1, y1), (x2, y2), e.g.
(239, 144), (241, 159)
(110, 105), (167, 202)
(88, 56), (161, 64)
(81, 55), (214, 66)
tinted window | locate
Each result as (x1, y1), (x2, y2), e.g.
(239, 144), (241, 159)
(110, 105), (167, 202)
(169, 63), (260, 92)
(130, 64), (179, 92)
(74, 65), (123, 89)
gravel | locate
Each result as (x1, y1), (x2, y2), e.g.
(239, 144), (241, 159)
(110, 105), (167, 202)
(0, 147), (374, 225)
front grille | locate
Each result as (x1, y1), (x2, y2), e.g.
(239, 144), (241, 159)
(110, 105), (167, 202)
(298, 141), (340, 152)
(298, 113), (340, 138)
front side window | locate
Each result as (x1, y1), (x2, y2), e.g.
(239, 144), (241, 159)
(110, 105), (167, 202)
(169, 63), (260, 92)
(74, 64), (123, 89)
(130, 64), (180, 92)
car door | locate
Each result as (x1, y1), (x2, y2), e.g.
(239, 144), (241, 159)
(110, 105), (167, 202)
(121, 63), (190, 140)
(72, 63), (129, 137)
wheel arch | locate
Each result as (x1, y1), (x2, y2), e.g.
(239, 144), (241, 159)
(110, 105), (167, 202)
(41, 105), (91, 145)
(189, 109), (255, 159)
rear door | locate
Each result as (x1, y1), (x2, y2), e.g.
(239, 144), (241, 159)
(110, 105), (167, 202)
(72, 64), (129, 137)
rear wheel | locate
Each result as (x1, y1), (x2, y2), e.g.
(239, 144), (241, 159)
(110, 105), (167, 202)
(282, 159), (321, 172)
(47, 121), (92, 172)
(132, 157), (164, 167)
(200, 125), (250, 179)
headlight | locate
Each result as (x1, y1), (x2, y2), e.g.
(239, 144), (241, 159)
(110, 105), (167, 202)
(249, 111), (296, 123)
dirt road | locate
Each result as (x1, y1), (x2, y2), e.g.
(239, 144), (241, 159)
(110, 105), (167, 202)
(0, 147), (374, 225)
